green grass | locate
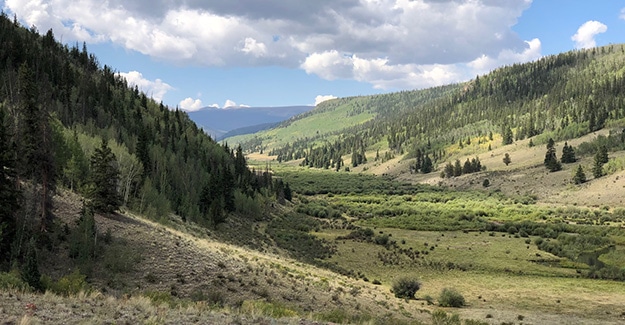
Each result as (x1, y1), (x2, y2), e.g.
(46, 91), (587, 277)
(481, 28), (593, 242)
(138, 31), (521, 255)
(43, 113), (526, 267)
(227, 102), (375, 150)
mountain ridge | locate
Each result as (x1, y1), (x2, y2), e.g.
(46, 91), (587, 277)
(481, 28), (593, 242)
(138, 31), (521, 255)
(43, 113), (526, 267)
(187, 105), (313, 140)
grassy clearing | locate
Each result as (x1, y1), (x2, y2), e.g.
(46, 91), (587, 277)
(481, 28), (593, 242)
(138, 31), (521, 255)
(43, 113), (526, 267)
(316, 227), (625, 322)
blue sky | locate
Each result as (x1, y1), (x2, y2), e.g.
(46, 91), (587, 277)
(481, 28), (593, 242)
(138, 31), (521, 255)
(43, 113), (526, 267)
(3, 1), (625, 110)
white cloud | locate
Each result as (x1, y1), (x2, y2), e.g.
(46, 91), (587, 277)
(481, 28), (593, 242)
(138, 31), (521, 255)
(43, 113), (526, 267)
(178, 97), (204, 112)
(118, 71), (172, 103)
(572, 21), (608, 49)
(467, 38), (542, 75)
(6, 0), (538, 90)
(223, 99), (237, 108)
(241, 37), (267, 57)
(314, 95), (337, 106)
(620, 8), (625, 20)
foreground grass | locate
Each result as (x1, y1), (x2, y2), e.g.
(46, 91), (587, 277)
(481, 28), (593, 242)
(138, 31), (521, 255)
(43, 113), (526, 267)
(318, 228), (625, 324)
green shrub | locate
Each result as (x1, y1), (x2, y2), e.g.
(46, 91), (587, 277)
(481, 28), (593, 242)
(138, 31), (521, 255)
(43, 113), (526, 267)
(0, 270), (30, 291)
(431, 310), (460, 325)
(374, 234), (389, 246)
(45, 270), (90, 296)
(438, 288), (465, 307)
(392, 277), (421, 299)
(241, 300), (298, 318)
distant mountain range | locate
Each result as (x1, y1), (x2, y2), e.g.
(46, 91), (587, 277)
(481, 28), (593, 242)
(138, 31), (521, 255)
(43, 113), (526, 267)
(187, 106), (314, 141)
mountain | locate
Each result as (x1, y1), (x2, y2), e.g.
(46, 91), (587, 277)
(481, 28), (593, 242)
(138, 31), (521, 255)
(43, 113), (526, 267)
(187, 105), (313, 140)
(3, 12), (625, 325)
(235, 44), (625, 171)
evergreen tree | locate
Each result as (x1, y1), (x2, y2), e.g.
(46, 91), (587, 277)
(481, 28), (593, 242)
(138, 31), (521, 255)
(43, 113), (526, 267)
(69, 204), (97, 261)
(573, 165), (586, 184)
(284, 183), (292, 202)
(502, 125), (514, 145)
(421, 155), (433, 174)
(21, 237), (42, 292)
(17, 63), (56, 230)
(597, 145), (609, 165)
(592, 152), (605, 178)
(443, 162), (454, 178)
(462, 159), (472, 174)
(453, 159), (462, 177)
(503, 153), (511, 166)
(0, 108), (20, 269)
(209, 200), (225, 229)
(88, 139), (121, 213)
(544, 138), (562, 172)
(560, 142), (576, 163)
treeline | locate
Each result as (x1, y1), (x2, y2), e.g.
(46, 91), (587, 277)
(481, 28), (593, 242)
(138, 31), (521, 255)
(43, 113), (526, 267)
(264, 44), (625, 170)
(0, 13), (286, 272)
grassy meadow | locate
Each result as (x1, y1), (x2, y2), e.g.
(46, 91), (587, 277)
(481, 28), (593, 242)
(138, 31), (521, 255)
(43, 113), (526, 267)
(268, 165), (625, 324)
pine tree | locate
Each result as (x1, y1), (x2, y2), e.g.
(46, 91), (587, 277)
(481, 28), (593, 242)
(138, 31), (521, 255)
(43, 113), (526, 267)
(0, 107), (20, 269)
(462, 159), (472, 174)
(592, 152), (605, 178)
(544, 138), (562, 172)
(502, 125), (514, 145)
(421, 155), (433, 174)
(561, 142), (576, 163)
(597, 145), (609, 165)
(443, 162), (454, 178)
(453, 159), (462, 177)
(503, 153), (511, 166)
(88, 139), (121, 213)
(17, 63), (56, 231)
(21, 237), (43, 292)
(573, 165), (586, 184)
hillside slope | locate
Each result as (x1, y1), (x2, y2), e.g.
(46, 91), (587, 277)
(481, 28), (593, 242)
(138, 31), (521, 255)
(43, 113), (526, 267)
(236, 44), (625, 177)
(188, 105), (313, 140)
(0, 190), (432, 324)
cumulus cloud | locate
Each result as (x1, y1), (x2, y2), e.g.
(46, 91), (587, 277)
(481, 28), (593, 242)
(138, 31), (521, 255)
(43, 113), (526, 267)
(620, 8), (625, 20)
(223, 100), (238, 108)
(221, 100), (250, 109)
(314, 95), (337, 106)
(118, 71), (172, 103)
(178, 97), (204, 112)
(572, 21), (608, 49)
(6, 0), (539, 90)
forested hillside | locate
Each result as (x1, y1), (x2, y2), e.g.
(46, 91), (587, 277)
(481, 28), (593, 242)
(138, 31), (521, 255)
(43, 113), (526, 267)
(0, 13), (283, 271)
(245, 44), (625, 170)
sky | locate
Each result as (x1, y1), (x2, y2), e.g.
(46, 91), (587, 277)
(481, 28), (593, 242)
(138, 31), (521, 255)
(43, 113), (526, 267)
(2, 1), (625, 111)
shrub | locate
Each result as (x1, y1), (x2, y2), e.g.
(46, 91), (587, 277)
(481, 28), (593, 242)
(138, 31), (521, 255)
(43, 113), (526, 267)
(431, 310), (461, 325)
(438, 288), (465, 307)
(392, 277), (421, 299)
(241, 300), (298, 318)
(45, 270), (90, 296)
(374, 234), (389, 246)
(0, 270), (30, 291)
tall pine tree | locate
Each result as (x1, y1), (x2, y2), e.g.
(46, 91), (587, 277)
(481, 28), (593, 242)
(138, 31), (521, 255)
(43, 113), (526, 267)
(0, 107), (20, 269)
(88, 139), (121, 213)
(544, 138), (562, 172)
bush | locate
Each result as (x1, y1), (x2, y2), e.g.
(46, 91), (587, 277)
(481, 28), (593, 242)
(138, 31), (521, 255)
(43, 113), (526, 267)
(438, 288), (465, 307)
(374, 234), (389, 246)
(241, 300), (298, 318)
(431, 310), (460, 325)
(44, 270), (90, 296)
(0, 270), (30, 291)
(392, 277), (421, 299)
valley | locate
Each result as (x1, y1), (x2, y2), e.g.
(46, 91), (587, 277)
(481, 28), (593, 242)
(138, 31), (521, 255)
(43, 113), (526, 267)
(2, 12), (625, 325)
